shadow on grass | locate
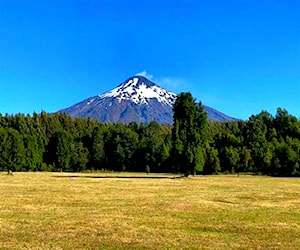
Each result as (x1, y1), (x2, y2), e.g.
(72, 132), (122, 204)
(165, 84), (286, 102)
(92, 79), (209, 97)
(52, 175), (185, 179)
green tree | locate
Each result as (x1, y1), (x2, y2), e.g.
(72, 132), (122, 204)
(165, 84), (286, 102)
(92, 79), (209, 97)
(70, 142), (89, 172)
(203, 145), (220, 175)
(104, 124), (138, 171)
(22, 135), (43, 171)
(0, 127), (25, 172)
(273, 137), (300, 176)
(172, 92), (207, 176)
(222, 146), (239, 173)
(90, 126), (105, 170)
(239, 146), (252, 173)
(274, 108), (294, 138)
(245, 114), (273, 173)
(133, 121), (170, 173)
(45, 130), (72, 171)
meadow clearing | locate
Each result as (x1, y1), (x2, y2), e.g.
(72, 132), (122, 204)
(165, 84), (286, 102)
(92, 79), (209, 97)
(0, 172), (299, 249)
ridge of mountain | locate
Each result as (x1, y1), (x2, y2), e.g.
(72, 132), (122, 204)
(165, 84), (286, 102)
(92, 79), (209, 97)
(58, 76), (236, 123)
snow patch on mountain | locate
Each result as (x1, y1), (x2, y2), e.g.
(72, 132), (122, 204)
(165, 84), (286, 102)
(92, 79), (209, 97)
(99, 77), (176, 106)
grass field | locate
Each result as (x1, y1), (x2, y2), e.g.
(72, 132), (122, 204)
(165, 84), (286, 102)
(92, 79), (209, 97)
(0, 172), (299, 249)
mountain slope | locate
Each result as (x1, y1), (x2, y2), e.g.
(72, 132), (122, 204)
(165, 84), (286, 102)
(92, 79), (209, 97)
(58, 76), (236, 123)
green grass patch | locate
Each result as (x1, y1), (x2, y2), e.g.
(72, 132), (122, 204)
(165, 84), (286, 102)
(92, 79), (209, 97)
(0, 172), (299, 249)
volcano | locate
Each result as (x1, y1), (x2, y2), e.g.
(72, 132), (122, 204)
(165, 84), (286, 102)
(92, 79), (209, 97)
(58, 76), (236, 123)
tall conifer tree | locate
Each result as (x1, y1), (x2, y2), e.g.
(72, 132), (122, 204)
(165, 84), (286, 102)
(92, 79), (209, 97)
(172, 92), (207, 176)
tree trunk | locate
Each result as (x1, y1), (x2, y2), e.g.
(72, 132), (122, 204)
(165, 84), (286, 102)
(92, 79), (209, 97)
(7, 168), (13, 175)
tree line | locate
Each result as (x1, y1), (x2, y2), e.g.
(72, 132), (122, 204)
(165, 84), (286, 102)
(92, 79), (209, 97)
(0, 93), (299, 176)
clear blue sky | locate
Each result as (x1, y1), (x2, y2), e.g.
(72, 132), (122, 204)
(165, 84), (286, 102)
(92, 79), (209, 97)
(0, 0), (299, 120)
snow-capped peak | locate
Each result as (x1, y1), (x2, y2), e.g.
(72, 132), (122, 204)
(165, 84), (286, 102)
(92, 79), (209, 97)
(99, 76), (176, 106)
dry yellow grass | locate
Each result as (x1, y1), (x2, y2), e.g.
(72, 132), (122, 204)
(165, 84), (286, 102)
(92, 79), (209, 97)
(0, 172), (299, 249)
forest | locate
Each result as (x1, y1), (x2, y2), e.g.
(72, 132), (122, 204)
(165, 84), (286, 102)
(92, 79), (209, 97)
(0, 95), (299, 177)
